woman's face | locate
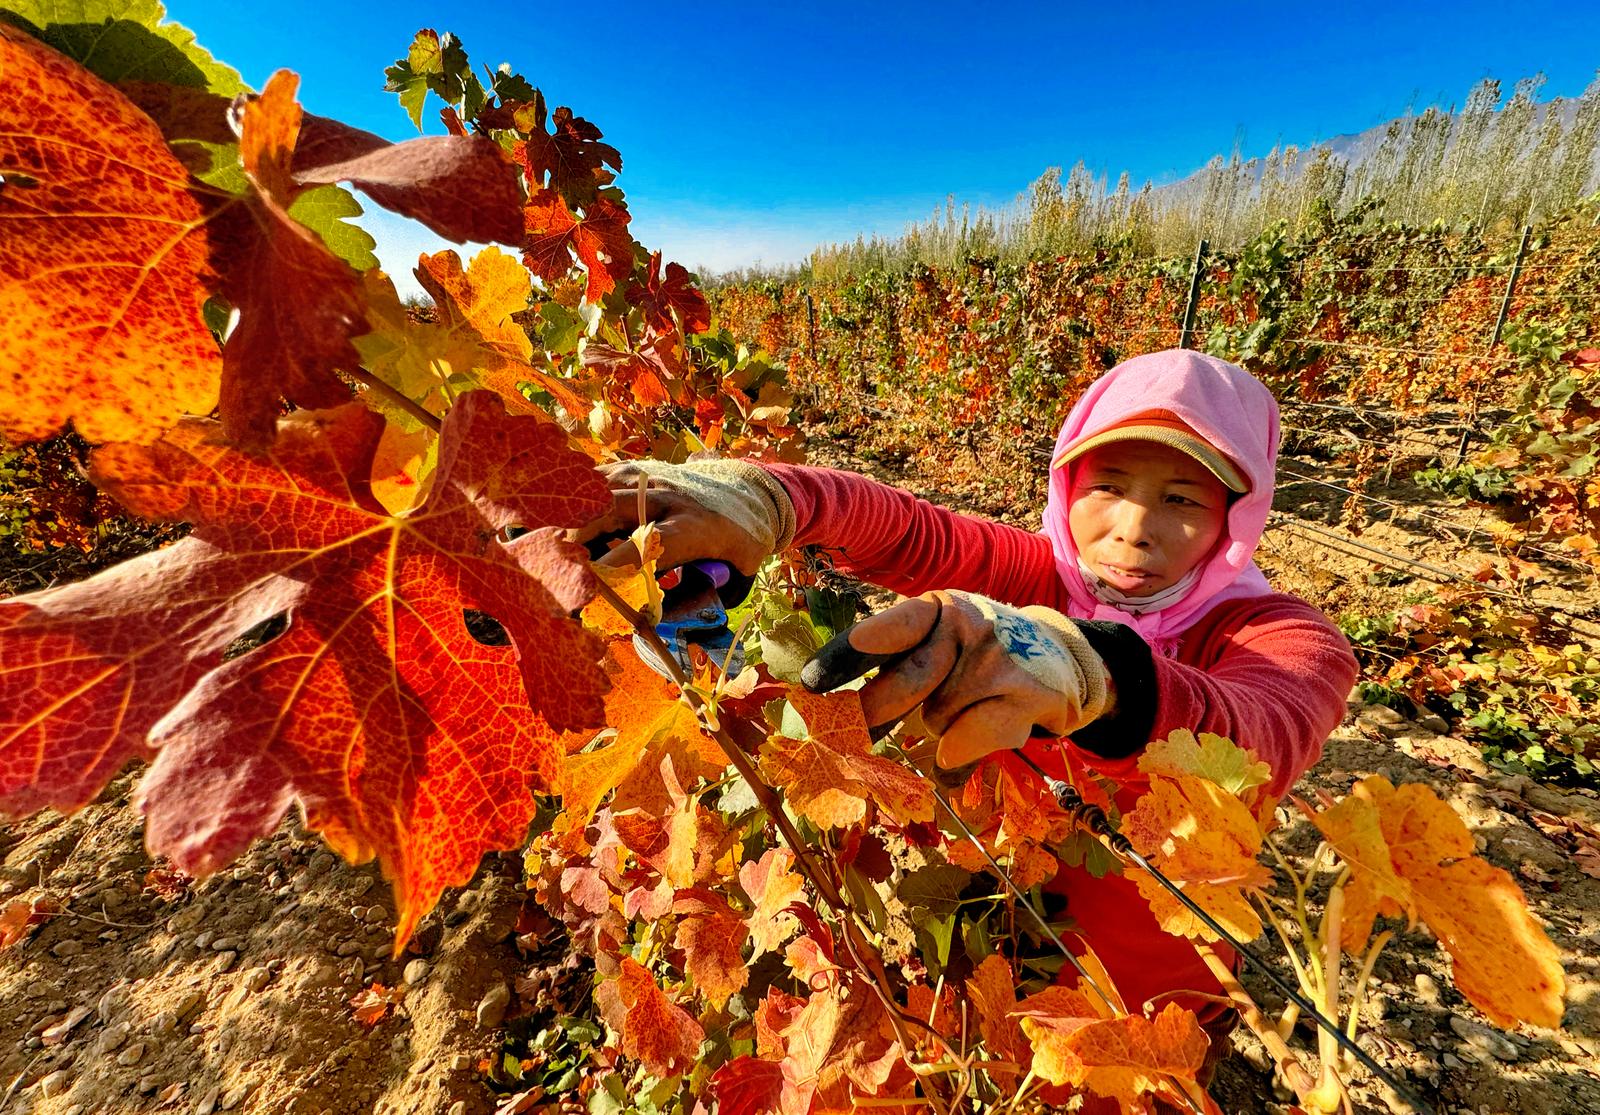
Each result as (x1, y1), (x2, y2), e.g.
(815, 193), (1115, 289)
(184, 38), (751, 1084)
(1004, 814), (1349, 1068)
(1067, 441), (1231, 597)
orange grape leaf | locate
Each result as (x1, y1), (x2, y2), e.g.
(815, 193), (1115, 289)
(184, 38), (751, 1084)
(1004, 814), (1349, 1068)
(349, 981), (405, 1025)
(609, 957), (705, 1078)
(0, 897), (59, 950)
(522, 189), (635, 304)
(739, 848), (805, 959)
(966, 953), (1028, 1080)
(1320, 776), (1565, 1028)
(611, 754), (699, 888)
(0, 26), (221, 445)
(708, 1056), (785, 1115)
(672, 887), (749, 1008)
(1309, 791), (1413, 952)
(1122, 775), (1271, 943)
(0, 391), (609, 946)
(779, 981), (904, 1111)
(1013, 989), (1209, 1108)
(759, 688), (933, 830)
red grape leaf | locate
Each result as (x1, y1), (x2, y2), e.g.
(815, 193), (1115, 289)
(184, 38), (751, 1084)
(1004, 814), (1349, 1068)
(0, 26), (221, 445)
(672, 887), (749, 1007)
(292, 120), (524, 246)
(759, 688), (933, 830)
(628, 251), (711, 336)
(606, 958), (705, 1078)
(522, 189), (635, 304)
(0, 391), (609, 945)
(516, 106), (621, 200)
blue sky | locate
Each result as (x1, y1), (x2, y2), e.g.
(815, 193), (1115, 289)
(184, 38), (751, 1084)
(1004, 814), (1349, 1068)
(164, 0), (1600, 291)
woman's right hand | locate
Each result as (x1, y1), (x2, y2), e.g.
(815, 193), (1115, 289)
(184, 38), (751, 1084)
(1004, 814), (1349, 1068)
(570, 459), (795, 575)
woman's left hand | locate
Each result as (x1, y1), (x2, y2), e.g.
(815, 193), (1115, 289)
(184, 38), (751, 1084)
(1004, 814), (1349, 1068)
(800, 590), (1112, 768)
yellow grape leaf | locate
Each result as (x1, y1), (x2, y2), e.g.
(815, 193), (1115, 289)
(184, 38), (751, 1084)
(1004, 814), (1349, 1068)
(1309, 791), (1413, 952)
(1139, 729), (1272, 796)
(1123, 775), (1271, 943)
(1318, 776), (1565, 1029)
(759, 688), (932, 830)
(368, 420), (437, 515)
(1013, 987), (1212, 1111)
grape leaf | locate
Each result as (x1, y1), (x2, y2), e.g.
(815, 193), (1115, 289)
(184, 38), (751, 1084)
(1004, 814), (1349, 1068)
(611, 754), (698, 889)
(0, 391), (609, 944)
(292, 120), (524, 247)
(516, 106), (621, 201)
(672, 887), (749, 1008)
(522, 190), (636, 304)
(739, 848), (805, 959)
(1013, 987), (1211, 1110)
(707, 1056), (784, 1115)
(413, 248), (593, 420)
(1122, 775), (1272, 943)
(604, 958), (705, 1078)
(966, 953), (1028, 1081)
(0, 0), (245, 94)
(0, 26), (222, 445)
(1138, 729), (1272, 796)
(759, 688), (933, 830)
(286, 184), (380, 271)
(1315, 776), (1565, 1028)
(628, 251), (711, 336)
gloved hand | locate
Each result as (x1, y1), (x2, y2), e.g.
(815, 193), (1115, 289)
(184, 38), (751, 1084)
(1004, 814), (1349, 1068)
(801, 590), (1112, 768)
(572, 459), (796, 575)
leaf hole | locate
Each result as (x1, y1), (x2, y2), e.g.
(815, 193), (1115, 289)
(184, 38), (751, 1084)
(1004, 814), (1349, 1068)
(223, 613), (288, 661)
(464, 609), (511, 647)
(0, 172), (40, 190)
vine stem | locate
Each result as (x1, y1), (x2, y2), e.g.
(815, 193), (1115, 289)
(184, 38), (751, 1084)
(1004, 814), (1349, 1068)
(588, 575), (958, 1113)
(1194, 942), (1318, 1102)
(347, 367), (444, 434)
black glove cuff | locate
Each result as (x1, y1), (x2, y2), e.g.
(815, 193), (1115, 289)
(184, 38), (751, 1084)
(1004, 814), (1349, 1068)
(1069, 621), (1157, 760)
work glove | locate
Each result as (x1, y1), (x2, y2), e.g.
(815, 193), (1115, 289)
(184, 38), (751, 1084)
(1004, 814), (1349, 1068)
(801, 590), (1112, 768)
(573, 459), (796, 575)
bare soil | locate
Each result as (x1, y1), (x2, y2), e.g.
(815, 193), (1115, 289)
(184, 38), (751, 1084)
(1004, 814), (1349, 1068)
(3, 417), (1599, 1114)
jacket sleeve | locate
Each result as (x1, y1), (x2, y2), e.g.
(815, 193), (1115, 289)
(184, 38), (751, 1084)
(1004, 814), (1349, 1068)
(760, 463), (1065, 607)
(1068, 595), (1358, 796)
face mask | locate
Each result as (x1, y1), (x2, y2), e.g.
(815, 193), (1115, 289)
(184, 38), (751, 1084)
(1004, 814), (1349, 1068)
(1075, 558), (1204, 616)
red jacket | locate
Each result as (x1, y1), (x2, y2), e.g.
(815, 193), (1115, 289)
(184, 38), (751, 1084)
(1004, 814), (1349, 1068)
(765, 463), (1358, 1010)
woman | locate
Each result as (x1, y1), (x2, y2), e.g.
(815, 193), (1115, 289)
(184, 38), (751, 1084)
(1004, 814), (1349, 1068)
(582, 348), (1357, 1020)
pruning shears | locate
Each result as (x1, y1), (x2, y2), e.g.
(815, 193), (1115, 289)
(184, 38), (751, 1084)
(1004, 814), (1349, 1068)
(631, 559), (754, 680)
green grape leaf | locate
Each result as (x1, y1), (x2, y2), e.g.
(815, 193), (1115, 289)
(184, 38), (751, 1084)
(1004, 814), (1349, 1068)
(286, 185), (380, 272)
(0, 0), (244, 93)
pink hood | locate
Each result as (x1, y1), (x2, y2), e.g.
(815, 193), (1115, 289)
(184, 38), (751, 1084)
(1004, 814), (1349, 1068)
(1041, 350), (1278, 653)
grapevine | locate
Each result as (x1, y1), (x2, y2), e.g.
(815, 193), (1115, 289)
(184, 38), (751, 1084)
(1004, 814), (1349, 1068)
(0, 7), (1572, 1115)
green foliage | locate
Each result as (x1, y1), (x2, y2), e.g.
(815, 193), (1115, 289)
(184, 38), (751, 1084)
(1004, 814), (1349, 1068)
(0, 0), (245, 93)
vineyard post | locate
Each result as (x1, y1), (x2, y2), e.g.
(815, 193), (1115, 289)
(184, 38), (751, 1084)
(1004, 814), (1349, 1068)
(1454, 223), (1533, 464)
(805, 288), (818, 358)
(1179, 238), (1209, 349)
